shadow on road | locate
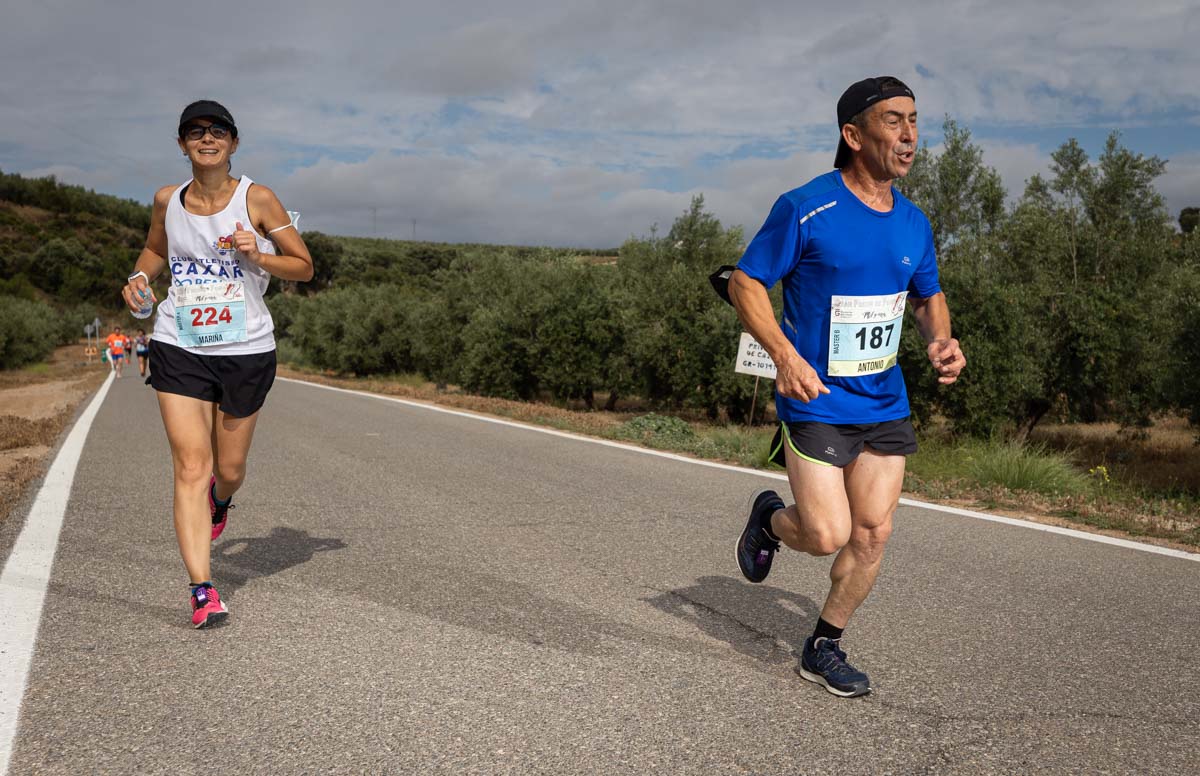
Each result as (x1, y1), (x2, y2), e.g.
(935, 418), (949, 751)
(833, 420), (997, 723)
(644, 575), (821, 669)
(212, 527), (347, 599)
(390, 568), (722, 661)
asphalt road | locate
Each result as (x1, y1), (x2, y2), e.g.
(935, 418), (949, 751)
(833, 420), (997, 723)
(2, 376), (1198, 775)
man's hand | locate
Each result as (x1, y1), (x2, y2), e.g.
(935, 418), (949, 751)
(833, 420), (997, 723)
(775, 350), (831, 403)
(233, 221), (262, 264)
(927, 338), (965, 385)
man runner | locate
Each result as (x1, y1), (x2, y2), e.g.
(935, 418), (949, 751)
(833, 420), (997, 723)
(105, 326), (130, 378)
(730, 76), (965, 697)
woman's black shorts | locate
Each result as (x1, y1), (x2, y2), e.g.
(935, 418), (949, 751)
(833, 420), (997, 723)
(148, 339), (276, 418)
(768, 418), (917, 469)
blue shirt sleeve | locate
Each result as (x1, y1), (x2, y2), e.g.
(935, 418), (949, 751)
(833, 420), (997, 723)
(908, 218), (941, 299)
(736, 195), (803, 289)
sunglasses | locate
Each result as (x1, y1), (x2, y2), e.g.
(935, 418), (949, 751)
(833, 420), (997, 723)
(181, 122), (233, 141)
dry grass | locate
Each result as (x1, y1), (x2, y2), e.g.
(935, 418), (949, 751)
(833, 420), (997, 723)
(0, 416), (64, 451)
(0, 344), (109, 527)
(277, 366), (635, 437)
(1030, 415), (1200, 496)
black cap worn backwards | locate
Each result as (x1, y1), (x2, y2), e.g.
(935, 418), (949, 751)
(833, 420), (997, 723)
(178, 100), (237, 138)
(833, 76), (914, 168)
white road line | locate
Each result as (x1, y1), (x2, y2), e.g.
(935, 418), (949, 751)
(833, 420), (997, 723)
(0, 372), (114, 775)
(280, 377), (1200, 564)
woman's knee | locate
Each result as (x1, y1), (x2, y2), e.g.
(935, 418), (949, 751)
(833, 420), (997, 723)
(173, 451), (213, 486)
(215, 458), (247, 484)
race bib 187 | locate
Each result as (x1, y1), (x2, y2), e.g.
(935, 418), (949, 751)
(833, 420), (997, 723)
(175, 281), (248, 347)
(827, 292), (908, 376)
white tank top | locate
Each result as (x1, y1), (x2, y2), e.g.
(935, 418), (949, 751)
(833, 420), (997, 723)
(152, 175), (276, 355)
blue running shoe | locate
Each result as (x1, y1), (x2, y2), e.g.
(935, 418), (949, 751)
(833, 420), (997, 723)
(798, 636), (871, 697)
(735, 489), (784, 583)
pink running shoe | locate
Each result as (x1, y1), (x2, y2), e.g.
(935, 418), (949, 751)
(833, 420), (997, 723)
(190, 584), (229, 629)
(209, 476), (235, 540)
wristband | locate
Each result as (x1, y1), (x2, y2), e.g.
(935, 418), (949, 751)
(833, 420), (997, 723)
(127, 270), (150, 285)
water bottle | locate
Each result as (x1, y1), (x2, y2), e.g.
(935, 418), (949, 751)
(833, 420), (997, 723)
(131, 288), (155, 319)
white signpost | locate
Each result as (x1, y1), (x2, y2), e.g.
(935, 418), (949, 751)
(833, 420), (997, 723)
(734, 332), (776, 424)
(734, 332), (777, 379)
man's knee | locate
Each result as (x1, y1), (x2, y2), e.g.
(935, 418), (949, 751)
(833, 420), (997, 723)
(848, 515), (894, 556)
(806, 522), (852, 557)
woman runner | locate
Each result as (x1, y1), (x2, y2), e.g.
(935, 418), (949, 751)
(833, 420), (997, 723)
(134, 328), (150, 378)
(121, 100), (313, 628)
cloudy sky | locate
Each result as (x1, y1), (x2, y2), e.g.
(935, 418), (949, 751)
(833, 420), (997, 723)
(3, 0), (1198, 248)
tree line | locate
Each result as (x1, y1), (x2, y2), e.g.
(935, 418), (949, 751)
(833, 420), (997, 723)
(275, 121), (1199, 437)
(1, 126), (1197, 438)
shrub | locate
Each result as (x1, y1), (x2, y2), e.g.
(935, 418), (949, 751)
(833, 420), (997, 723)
(56, 303), (101, 345)
(266, 292), (304, 340)
(290, 284), (423, 375)
(966, 442), (1090, 496)
(613, 413), (697, 446)
(0, 296), (60, 369)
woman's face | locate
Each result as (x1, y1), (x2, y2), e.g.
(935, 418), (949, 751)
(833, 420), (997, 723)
(177, 118), (238, 170)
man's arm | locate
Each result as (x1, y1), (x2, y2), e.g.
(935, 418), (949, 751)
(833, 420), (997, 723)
(728, 269), (830, 403)
(908, 292), (966, 385)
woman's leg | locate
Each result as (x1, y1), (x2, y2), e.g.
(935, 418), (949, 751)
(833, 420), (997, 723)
(210, 406), (261, 503)
(157, 391), (216, 583)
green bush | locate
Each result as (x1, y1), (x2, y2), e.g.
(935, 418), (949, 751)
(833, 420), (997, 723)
(56, 303), (101, 345)
(617, 195), (752, 419)
(903, 247), (1047, 438)
(266, 292), (304, 340)
(289, 284), (423, 375)
(1162, 255), (1200, 427)
(455, 254), (547, 400)
(0, 296), (60, 369)
(532, 261), (623, 407)
(613, 413), (697, 446)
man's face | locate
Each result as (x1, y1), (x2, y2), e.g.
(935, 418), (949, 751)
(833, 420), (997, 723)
(845, 96), (918, 180)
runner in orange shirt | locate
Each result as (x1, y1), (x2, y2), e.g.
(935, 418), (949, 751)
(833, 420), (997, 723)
(105, 326), (131, 378)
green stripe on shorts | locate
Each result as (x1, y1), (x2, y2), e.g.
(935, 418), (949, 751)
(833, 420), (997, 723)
(771, 422), (834, 467)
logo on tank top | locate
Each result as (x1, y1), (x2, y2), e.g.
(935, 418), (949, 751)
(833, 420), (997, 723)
(213, 234), (235, 255)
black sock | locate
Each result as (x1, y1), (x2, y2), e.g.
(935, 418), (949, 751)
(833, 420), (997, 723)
(189, 581), (213, 593)
(813, 617), (843, 643)
(762, 508), (782, 542)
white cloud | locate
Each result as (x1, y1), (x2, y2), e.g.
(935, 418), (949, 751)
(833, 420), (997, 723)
(1, 0), (1197, 246)
(1158, 152), (1200, 222)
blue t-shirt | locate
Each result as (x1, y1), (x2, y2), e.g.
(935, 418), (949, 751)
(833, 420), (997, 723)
(736, 170), (941, 424)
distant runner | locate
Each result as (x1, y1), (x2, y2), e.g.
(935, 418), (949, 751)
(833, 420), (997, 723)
(121, 99), (313, 629)
(134, 328), (150, 378)
(730, 76), (965, 697)
(105, 326), (130, 378)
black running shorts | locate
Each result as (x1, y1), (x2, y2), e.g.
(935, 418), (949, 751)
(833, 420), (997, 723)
(768, 418), (917, 469)
(148, 339), (276, 418)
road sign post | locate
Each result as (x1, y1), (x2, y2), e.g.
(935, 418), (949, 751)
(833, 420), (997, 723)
(733, 332), (777, 425)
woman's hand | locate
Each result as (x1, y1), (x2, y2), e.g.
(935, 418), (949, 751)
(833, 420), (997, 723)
(233, 221), (262, 265)
(121, 273), (157, 313)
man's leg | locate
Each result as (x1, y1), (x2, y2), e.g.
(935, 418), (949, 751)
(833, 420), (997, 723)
(736, 447), (852, 584)
(819, 448), (905, 627)
(772, 450), (852, 557)
(793, 447), (904, 697)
